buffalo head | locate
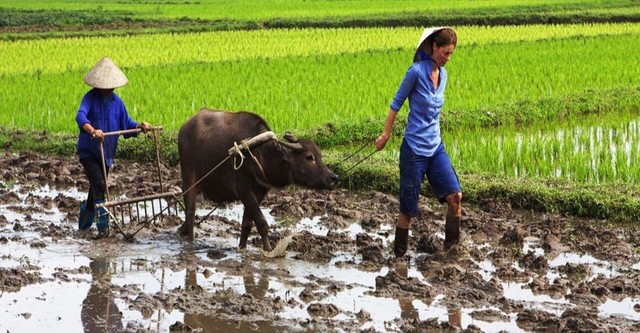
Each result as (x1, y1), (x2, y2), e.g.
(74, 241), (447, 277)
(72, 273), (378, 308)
(278, 134), (338, 190)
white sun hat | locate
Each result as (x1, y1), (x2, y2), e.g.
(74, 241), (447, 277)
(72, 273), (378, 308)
(83, 56), (128, 89)
(414, 26), (452, 62)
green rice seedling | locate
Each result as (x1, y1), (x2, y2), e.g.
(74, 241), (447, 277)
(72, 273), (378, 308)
(446, 110), (640, 184)
(2, 29), (639, 135)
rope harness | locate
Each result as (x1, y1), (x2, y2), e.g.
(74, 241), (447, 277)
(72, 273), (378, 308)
(99, 129), (377, 248)
(229, 131), (275, 182)
(100, 130), (277, 240)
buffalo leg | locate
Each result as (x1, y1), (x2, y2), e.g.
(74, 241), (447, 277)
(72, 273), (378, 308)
(254, 218), (272, 252)
(239, 213), (253, 249)
(241, 197), (272, 251)
(253, 192), (272, 251)
(179, 179), (198, 241)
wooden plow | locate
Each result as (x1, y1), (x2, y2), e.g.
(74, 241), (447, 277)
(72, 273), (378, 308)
(95, 127), (183, 240)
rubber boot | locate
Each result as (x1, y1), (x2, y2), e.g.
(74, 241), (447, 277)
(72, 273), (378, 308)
(95, 200), (109, 237)
(78, 201), (95, 231)
(444, 215), (461, 250)
(393, 227), (409, 258)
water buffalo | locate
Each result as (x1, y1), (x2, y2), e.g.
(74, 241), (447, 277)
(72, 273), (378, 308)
(177, 109), (338, 250)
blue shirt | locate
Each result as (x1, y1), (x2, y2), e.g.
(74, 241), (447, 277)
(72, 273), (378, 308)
(76, 89), (138, 167)
(390, 59), (447, 157)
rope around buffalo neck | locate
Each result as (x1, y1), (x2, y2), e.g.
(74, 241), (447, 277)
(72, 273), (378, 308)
(232, 141), (248, 170)
(180, 131), (277, 198)
(233, 143), (268, 183)
(230, 132), (273, 182)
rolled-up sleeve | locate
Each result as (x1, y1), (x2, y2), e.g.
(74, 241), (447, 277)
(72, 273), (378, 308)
(390, 65), (418, 112)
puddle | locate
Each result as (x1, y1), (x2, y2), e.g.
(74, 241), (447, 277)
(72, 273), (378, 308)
(599, 297), (640, 321)
(1, 179), (639, 332)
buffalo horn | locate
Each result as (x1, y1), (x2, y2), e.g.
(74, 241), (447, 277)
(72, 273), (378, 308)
(283, 132), (298, 143)
(278, 140), (304, 152)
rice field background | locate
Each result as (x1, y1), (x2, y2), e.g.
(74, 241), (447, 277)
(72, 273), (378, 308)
(3, 0), (638, 22)
(1, 0), (640, 218)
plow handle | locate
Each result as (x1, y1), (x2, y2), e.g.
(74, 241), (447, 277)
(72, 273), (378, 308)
(103, 126), (163, 137)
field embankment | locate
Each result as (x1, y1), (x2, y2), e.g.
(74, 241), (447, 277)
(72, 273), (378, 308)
(2, 0), (640, 40)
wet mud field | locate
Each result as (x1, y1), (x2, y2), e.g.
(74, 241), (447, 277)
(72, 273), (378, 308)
(1, 151), (639, 332)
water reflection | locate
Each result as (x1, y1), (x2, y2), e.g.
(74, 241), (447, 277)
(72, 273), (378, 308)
(242, 271), (269, 299)
(183, 267), (280, 333)
(81, 257), (123, 333)
(393, 263), (462, 328)
(2, 185), (638, 333)
(447, 307), (462, 328)
(394, 264), (420, 321)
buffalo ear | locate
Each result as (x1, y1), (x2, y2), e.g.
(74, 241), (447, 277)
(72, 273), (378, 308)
(283, 132), (299, 143)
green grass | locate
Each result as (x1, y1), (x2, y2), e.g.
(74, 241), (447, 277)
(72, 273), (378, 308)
(2, 27), (638, 137)
(1, 0), (640, 40)
(2, 0), (637, 21)
(3, 1), (640, 221)
(448, 102), (640, 183)
(5, 23), (639, 76)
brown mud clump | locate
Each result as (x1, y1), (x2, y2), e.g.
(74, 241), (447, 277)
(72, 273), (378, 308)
(0, 151), (639, 332)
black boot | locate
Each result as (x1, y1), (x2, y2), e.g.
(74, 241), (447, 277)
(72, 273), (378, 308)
(444, 215), (460, 250)
(393, 227), (409, 258)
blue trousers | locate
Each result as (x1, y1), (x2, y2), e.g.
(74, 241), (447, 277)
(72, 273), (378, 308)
(399, 139), (461, 217)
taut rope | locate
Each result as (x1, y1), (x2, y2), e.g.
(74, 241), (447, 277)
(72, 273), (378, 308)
(339, 142), (377, 177)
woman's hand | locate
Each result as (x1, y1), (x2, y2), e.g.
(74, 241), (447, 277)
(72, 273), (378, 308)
(376, 110), (397, 151)
(375, 133), (390, 151)
(138, 121), (151, 133)
(91, 129), (104, 142)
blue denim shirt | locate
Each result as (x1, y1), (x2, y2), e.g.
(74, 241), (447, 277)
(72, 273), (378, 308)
(75, 89), (138, 166)
(390, 59), (447, 157)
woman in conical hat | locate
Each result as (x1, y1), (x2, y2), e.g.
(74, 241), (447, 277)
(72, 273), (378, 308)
(375, 27), (462, 257)
(75, 56), (150, 237)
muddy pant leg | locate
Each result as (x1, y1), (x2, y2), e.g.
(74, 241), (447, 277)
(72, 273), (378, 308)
(80, 157), (109, 232)
(396, 140), (425, 258)
(444, 192), (462, 250)
(80, 157), (110, 212)
(394, 227), (409, 258)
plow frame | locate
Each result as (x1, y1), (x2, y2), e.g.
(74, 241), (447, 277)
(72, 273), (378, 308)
(94, 127), (184, 237)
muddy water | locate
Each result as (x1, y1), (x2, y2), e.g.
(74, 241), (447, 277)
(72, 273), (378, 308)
(1, 152), (639, 332)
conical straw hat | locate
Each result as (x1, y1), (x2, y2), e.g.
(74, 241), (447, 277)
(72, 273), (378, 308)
(83, 56), (128, 89)
(414, 27), (451, 62)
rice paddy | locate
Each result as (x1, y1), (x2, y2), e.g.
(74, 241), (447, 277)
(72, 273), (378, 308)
(2, 1), (640, 217)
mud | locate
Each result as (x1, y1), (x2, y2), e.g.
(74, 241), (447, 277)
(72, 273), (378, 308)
(1, 151), (639, 332)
